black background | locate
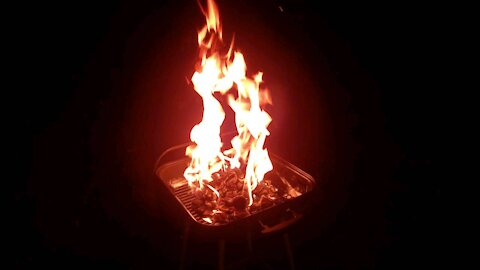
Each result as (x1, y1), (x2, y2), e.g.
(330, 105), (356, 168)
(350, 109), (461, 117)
(11, 0), (448, 268)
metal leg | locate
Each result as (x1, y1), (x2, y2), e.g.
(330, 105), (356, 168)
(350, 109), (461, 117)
(247, 231), (253, 253)
(179, 223), (190, 270)
(283, 233), (295, 270)
(218, 239), (225, 270)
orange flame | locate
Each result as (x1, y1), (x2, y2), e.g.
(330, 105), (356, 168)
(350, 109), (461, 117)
(184, 0), (273, 206)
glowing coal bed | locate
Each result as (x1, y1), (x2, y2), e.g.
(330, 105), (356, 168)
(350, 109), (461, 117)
(157, 155), (315, 226)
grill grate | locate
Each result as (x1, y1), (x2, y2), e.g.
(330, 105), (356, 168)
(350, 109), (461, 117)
(171, 177), (210, 225)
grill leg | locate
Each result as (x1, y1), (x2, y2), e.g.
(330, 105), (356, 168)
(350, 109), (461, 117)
(247, 231), (253, 253)
(218, 239), (225, 270)
(179, 223), (190, 270)
(283, 233), (295, 270)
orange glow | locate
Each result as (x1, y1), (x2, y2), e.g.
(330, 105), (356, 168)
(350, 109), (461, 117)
(184, 0), (273, 206)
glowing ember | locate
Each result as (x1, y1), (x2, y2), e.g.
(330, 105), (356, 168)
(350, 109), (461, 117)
(184, 0), (273, 211)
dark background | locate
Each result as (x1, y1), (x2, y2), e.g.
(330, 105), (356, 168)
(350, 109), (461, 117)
(11, 0), (447, 268)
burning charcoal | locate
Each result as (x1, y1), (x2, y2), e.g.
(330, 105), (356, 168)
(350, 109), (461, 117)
(253, 196), (263, 205)
(197, 206), (206, 213)
(212, 212), (227, 223)
(233, 168), (245, 179)
(267, 194), (278, 201)
(237, 182), (244, 190)
(257, 196), (273, 208)
(232, 195), (247, 211)
(219, 206), (233, 216)
(192, 199), (203, 207)
(194, 190), (204, 199)
(223, 198), (233, 206)
(204, 201), (217, 209)
(253, 184), (263, 194)
(188, 169), (282, 222)
(227, 179), (236, 189)
(204, 192), (214, 201)
(212, 172), (222, 181)
(218, 204), (231, 213)
(225, 172), (236, 180)
(249, 202), (260, 212)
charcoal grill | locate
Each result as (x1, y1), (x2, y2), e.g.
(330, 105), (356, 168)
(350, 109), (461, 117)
(155, 134), (316, 239)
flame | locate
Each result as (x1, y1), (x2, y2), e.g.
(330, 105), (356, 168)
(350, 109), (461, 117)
(184, 0), (273, 206)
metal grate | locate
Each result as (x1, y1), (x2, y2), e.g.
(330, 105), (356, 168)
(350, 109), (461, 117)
(170, 178), (210, 225)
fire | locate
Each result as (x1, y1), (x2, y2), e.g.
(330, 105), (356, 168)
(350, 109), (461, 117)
(183, 0), (273, 206)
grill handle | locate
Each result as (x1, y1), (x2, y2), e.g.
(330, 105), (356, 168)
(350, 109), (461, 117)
(154, 142), (192, 174)
(154, 131), (238, 174)
(258, 209), (303, 234)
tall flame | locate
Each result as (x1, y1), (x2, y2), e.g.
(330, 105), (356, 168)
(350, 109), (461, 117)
(184, 0), (273, 206)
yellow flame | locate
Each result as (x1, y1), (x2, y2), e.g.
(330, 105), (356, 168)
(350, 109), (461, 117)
(184, 0), (273, 206)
